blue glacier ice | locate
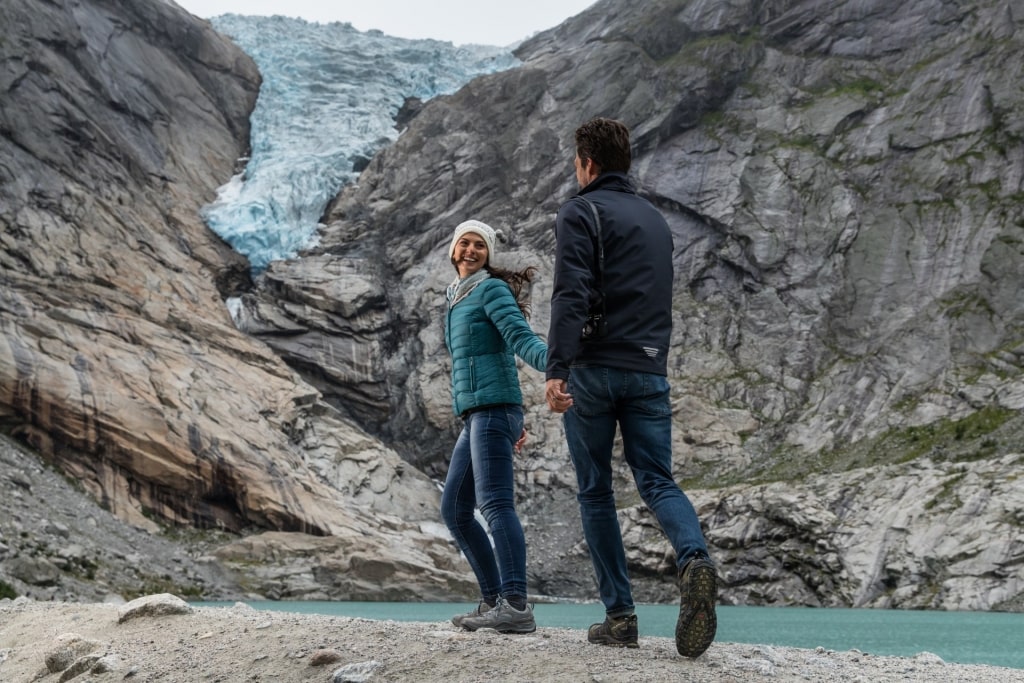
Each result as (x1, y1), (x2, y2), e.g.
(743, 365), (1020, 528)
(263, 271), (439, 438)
(202, 15), (518, 271)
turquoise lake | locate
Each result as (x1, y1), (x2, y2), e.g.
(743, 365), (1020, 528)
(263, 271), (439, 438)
(198, 601), (1024, 670)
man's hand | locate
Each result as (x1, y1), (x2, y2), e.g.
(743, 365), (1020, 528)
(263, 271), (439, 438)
(545, 378), (573, 414)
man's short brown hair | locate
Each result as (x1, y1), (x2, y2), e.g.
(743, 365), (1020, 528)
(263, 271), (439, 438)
(574, 117), (631, 174)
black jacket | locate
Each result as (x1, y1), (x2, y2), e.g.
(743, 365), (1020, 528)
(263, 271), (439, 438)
(546, 172), (674, 380)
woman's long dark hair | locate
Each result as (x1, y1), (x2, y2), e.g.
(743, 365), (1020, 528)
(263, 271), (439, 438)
(486, 264), (538, 319)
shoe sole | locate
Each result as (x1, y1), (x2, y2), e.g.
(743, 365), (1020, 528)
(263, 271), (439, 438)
(462, 624), (537, 634)
(588, 636), (639, 648)
(676, 562), (717, 658)
(461, 621), (536, 634)
(497, 625), (537, 634)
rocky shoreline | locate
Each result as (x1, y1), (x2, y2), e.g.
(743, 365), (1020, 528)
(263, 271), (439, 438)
(2, 594), (1023, 683)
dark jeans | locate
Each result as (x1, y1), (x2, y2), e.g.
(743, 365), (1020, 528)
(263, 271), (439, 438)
(564, 366), (709, 617)
(441, 404), (527, 600)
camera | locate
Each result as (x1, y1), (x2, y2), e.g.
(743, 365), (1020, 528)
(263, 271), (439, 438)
(581, 313), (607, 340)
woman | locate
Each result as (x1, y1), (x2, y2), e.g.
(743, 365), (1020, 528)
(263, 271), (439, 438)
(441, 219), (547, 634)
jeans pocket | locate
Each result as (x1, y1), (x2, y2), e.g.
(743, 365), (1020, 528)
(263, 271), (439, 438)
(568, 367), (606, 416)
(640, 373), (672, 417)
(505, 404), (525, 437)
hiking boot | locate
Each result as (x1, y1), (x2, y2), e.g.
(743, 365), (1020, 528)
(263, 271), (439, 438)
(675, 555), (717, 658)
(451, 600), (494, 628)
(587, 614), (639, 648)
(460, 597), (536, 634)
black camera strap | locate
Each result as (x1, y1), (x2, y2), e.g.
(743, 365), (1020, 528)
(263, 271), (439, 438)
(579, 196), (606, 324)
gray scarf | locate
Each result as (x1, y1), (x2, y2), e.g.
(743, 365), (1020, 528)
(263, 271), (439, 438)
(447, 270), (490, 309)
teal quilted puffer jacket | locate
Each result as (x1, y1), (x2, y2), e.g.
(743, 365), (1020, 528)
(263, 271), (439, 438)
(445, 278), (547, 416)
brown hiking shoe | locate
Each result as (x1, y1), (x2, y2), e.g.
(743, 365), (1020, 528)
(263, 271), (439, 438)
(675, 556), (717, 658)
(587, 614), (639, 648)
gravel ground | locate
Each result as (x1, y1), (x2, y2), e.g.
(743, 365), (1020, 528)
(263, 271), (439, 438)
(2, 597), (1023, 683)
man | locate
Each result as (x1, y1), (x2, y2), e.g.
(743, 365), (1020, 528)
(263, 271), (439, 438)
(545, 117), (717, 658)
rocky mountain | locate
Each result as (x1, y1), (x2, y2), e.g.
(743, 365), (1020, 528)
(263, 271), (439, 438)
(2, 0), (1022, 611)
(0, 0), (472, 602)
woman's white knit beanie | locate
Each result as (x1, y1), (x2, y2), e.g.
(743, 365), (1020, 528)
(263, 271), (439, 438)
(448, 219), (498, 261)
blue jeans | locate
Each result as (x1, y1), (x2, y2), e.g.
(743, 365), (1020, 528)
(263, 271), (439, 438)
(564, 366), (709, 617)
(441, 404), (527, 600)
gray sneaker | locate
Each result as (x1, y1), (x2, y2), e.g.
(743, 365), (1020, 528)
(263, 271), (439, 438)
(451, 600), (494, 628)
(460, 597), (536, 634)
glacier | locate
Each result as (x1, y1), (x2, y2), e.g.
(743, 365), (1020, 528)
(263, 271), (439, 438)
(202, 15), (518, 271)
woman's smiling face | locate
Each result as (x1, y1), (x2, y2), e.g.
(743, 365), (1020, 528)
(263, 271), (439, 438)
(452, 232), (489, 278)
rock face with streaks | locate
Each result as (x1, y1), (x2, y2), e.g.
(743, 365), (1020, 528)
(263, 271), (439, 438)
(0, 0), (469, 599)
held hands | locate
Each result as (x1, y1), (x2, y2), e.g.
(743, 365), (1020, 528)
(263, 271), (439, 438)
(545, 378), (573, 414)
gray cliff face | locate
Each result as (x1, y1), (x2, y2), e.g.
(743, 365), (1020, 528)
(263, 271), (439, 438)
(2, 0), (1022, 610)
(1, 0), (472, 601)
